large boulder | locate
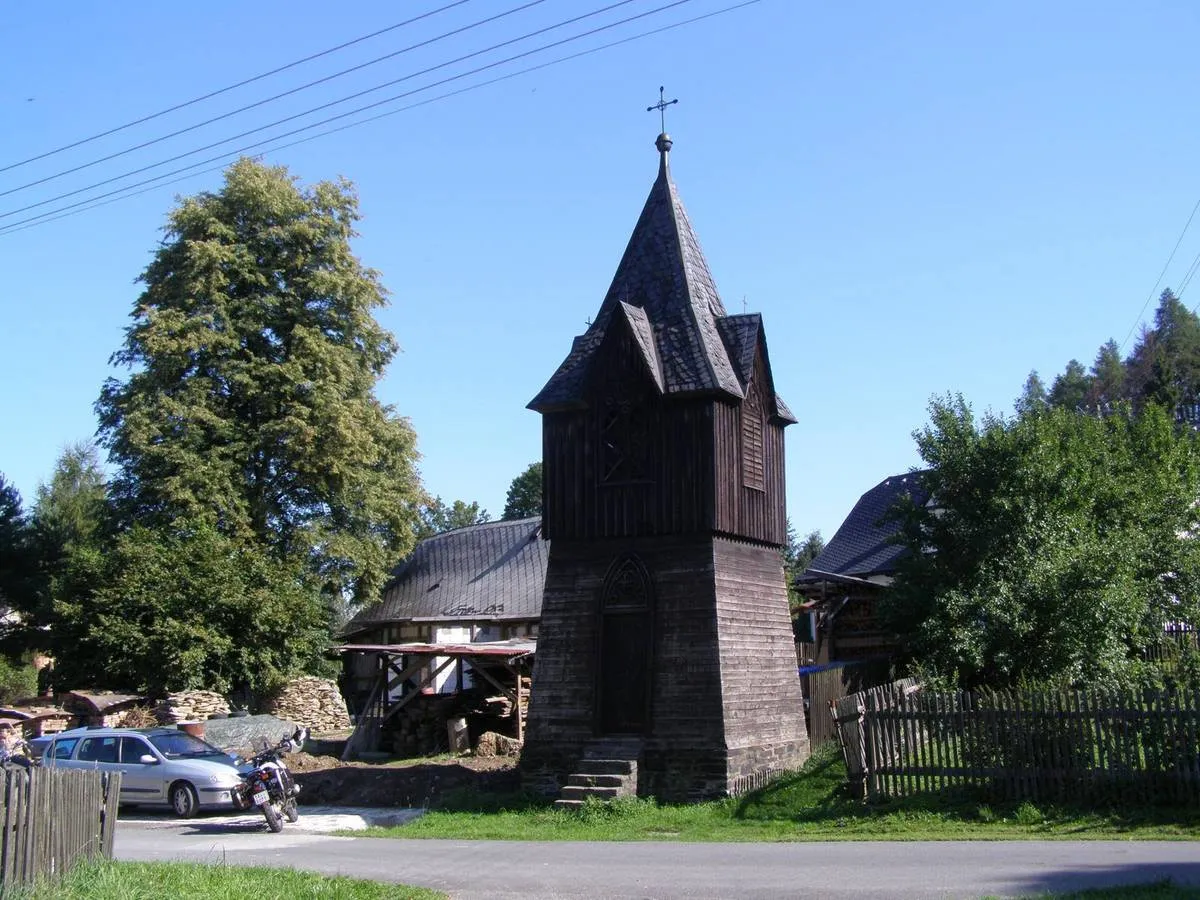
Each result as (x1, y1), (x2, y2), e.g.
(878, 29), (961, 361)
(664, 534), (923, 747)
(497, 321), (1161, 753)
(203, 714), (298, 755)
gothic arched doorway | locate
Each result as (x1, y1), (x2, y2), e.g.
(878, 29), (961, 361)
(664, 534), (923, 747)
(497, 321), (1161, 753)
(596, 555), (653, 734)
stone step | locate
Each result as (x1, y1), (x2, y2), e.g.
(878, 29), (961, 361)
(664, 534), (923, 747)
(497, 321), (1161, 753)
(560, 785), (622, 801)
(582, 740), (642, 759)
(566, 773), (626, 789)
(553, 799), (585, 810)
(575, 758), (635, 776)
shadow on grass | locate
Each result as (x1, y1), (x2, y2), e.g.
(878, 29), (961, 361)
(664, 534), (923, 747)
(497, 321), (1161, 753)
(392, 742), (1200, 839)
(432, 784), (554, 814)
(731, 743), (1200, 833)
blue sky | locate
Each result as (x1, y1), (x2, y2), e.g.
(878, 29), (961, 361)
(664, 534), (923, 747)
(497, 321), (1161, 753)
(2, 0), (1199, 541)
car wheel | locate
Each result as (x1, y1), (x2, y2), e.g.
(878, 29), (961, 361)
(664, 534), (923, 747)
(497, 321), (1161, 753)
(169, 782), (199, 819)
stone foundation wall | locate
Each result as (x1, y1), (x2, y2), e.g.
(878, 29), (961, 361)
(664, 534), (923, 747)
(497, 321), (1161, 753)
(522, 534), (809, 803)
(725, 738), (810, 795)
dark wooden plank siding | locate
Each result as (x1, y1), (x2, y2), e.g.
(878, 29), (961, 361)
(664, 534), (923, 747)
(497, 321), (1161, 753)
(711, 402), (786, 545)
(545, 396), (784, 545)
(712, 538), (807, 751)
(542, 403), (715, 541)
(524, 536), (727, 750)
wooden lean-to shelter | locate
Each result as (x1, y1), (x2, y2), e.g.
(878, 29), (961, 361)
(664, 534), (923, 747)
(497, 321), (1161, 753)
(339, 517), (545, 758)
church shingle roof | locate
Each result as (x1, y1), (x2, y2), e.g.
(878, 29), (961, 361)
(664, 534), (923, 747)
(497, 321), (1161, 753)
(343, 517), (547, 636)
(531, 135), (789, 413)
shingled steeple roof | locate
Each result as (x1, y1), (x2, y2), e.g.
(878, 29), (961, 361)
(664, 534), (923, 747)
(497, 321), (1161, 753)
(530, 133), (750, 412)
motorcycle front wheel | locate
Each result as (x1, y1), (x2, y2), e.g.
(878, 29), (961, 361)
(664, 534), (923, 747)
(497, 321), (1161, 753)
(262, 802), (284, 833)
(284, 798), (299, 823)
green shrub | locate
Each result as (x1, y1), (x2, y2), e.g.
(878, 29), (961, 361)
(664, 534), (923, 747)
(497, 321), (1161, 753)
(1014, 801), (1044, 825)
(0, 656), (39, 704)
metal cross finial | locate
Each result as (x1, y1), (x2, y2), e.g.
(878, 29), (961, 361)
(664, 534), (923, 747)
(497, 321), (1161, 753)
(647, 86), (678, 133)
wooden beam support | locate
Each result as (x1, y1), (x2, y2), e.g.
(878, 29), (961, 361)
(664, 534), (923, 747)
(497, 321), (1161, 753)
(386, 657), (429, 694)
(341, 670), (386, 761)
(469, 664), (515, 703)
(382, 657), (455, 724)
(516, 671), (524, 743)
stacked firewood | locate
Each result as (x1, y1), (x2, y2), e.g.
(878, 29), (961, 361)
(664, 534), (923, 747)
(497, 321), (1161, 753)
(154, 690), (231, 724)
(262, 677), (352, 733)
(388, 695), (455, 757)
(473, 731), (522, 757)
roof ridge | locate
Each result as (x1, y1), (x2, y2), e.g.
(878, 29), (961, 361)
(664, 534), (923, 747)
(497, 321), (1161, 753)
(664, 173), (723, 396)
(424, 516), (540, 541)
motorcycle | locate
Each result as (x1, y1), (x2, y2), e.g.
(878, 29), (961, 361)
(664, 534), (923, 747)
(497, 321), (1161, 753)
(233, 727), (307, 832)
(0, 738), (37, 771)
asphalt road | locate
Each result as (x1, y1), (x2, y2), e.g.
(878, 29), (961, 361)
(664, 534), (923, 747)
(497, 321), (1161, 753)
(114, 813), (1200, 899)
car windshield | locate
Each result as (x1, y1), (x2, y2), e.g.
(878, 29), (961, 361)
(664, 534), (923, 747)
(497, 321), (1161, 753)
(146, 731), (229, 760)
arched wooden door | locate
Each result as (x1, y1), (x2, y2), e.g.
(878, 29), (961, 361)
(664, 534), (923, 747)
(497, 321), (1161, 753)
(596, 556), (653, 734)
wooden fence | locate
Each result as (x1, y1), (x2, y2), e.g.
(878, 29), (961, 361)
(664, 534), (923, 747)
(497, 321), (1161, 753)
(0, 767), (121, 889)
(800, 660), (893, 749)
(1144, 630), (1199, 666)
(835, 686), (1200, 805)
(829, 678), (922, 796)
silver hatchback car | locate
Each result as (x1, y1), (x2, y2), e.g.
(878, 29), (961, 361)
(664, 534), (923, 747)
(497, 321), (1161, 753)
(42, 726), (245, 817)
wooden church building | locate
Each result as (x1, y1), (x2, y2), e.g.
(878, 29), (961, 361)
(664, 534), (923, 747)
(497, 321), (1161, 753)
(520, 128), (810, 802)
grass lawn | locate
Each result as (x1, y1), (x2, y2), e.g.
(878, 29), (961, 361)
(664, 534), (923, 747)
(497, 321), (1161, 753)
(357, 744), (1200, 842)
(10, 861), (445, 899)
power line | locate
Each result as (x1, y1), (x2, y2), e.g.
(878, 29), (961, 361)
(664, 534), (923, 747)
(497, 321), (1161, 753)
(1179, 247), (1200, 301)
(1122, 195), (1200, 351)
(0, 0), (682, 222)
(0, 0), (476, 175)
(0, 0), (762, 238)
(0, 0), (555, 198)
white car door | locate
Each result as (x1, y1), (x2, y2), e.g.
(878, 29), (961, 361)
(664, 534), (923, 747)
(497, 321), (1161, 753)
(74, 735), (126, 800)
(118, 736), (165, 802)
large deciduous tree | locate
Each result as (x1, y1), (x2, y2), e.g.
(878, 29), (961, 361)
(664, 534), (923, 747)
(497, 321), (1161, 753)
(884, 396), (1200, 689)
(502, 461), (542, 521)
(52, 522), (330, 696)
(96, 159), (421, 607)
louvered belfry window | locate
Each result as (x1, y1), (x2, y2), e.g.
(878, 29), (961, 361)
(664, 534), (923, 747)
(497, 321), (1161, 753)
(742, 378), (765, 491)
(600, 396), (649, 484)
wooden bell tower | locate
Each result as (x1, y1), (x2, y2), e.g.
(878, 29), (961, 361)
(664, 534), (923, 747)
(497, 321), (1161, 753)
(520, 127), (809, 801)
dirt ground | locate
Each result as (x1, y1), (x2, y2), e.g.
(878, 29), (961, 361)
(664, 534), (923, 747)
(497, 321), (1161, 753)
(288, 751), (520, 808)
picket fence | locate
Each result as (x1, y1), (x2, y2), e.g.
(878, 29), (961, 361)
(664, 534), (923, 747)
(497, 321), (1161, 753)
(829, 678), (921, 797)
(0, 767), (121, 889)
(800, 660), (893, 748)
(831, 684), (1200, 805)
